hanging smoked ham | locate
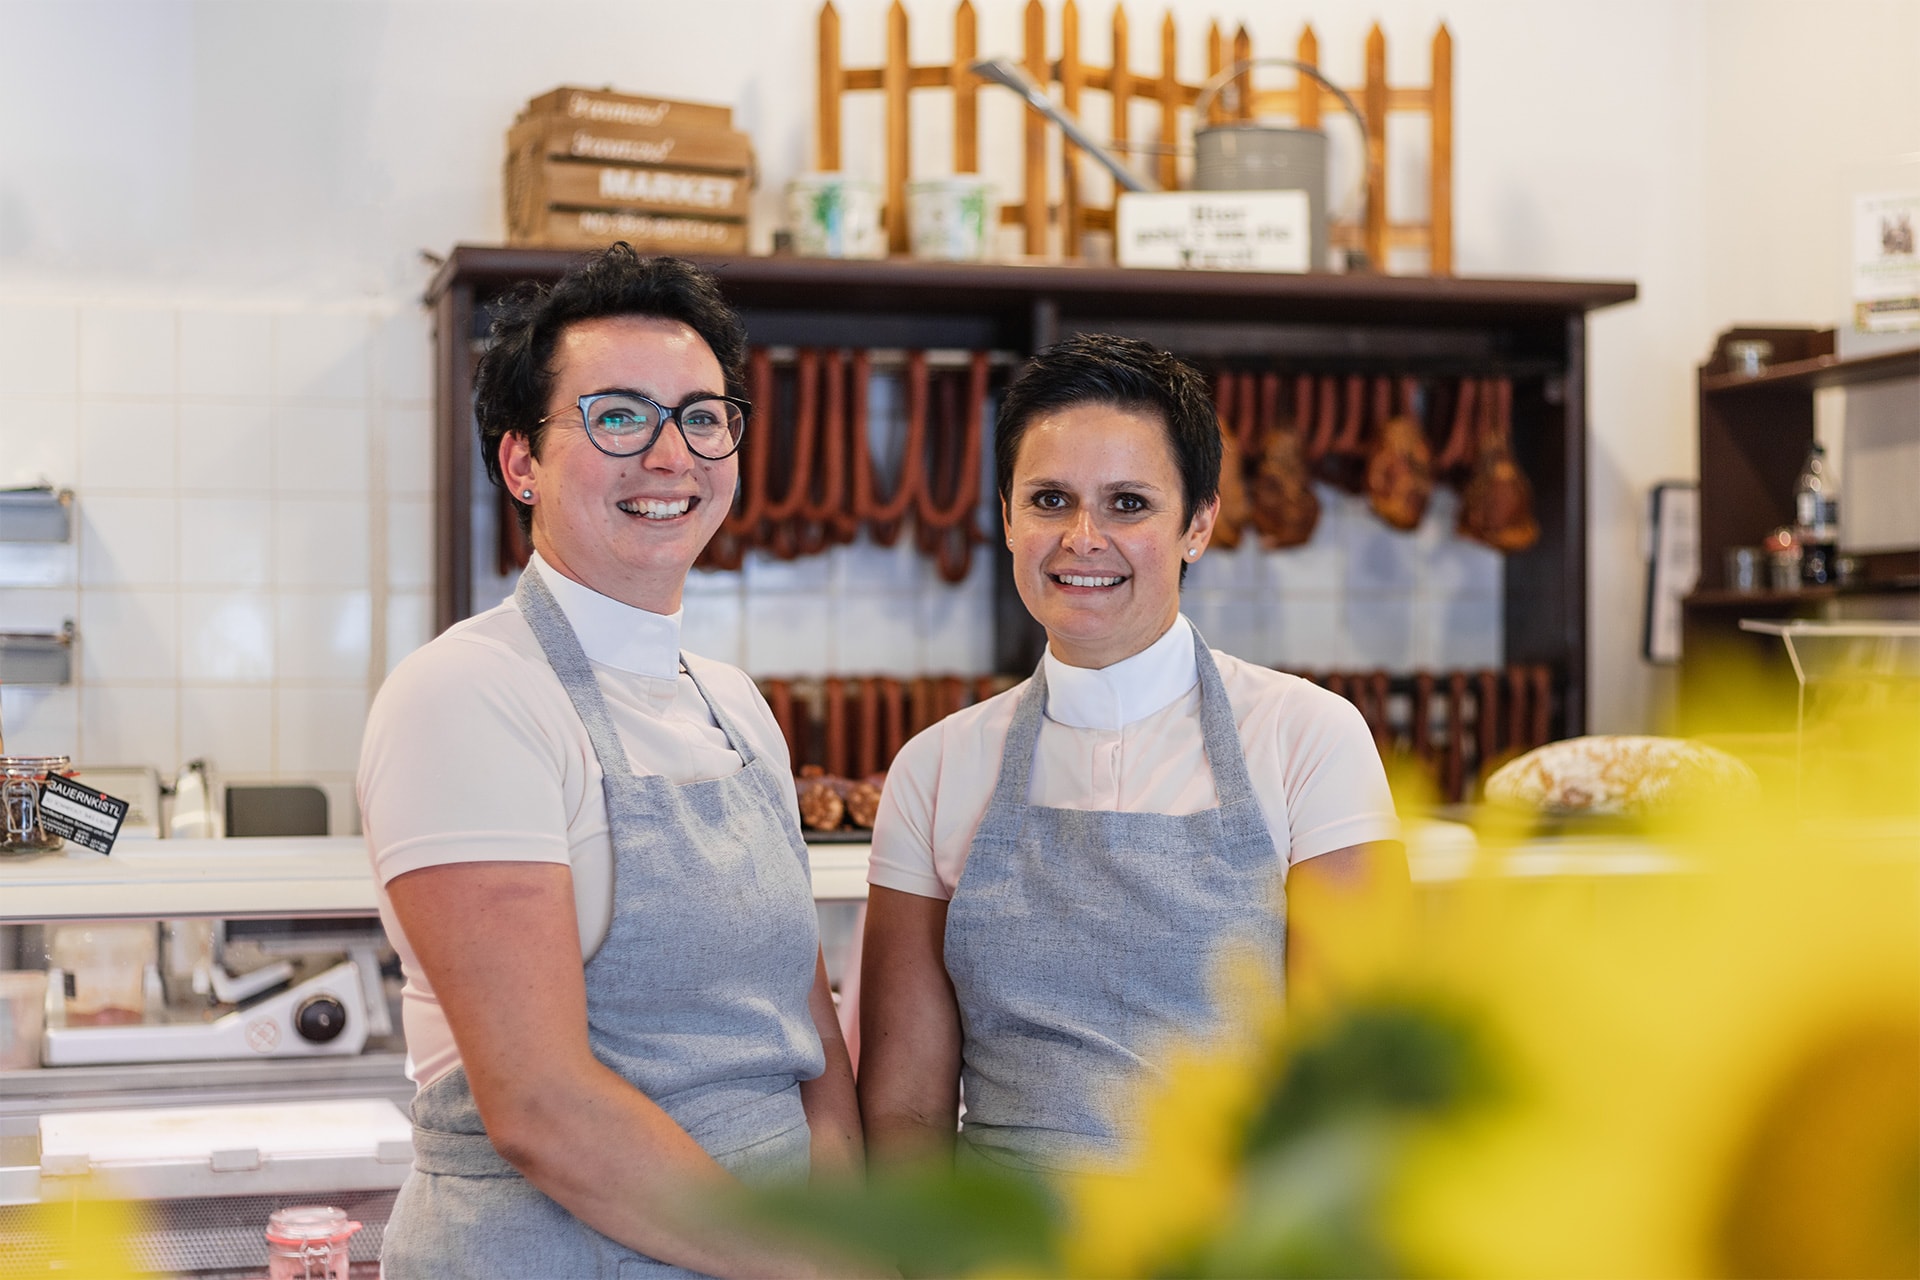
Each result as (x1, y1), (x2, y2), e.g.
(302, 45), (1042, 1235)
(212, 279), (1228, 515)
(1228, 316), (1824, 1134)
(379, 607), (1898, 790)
(1457, 376), (1539, 553)
(1247, 371), (1320, 548)
(1209, 371), (1251, 548)
(1366, 375), (1435, 531)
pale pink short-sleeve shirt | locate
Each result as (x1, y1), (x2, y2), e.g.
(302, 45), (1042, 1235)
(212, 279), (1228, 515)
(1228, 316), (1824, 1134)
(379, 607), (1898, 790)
(868, 615), (1400, 900)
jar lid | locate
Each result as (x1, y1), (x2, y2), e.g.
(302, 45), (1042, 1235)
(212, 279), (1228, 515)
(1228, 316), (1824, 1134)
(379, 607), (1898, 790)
(266, 1205), (362, 1243)
(0, 756), (71, 774)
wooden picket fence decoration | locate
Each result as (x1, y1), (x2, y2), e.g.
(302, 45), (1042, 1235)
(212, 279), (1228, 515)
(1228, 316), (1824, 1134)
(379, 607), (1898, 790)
(815, 0), (1452, 273)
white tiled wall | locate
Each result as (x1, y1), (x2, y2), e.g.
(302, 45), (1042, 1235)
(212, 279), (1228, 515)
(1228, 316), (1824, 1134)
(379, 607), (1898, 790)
(1183, 486), (1503, 673)
(3, 295), (1503, 834)
(0, 298), (437, 834)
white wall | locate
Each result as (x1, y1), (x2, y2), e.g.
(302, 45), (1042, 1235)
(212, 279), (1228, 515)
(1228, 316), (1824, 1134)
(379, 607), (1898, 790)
(1, 0), (1916, 813)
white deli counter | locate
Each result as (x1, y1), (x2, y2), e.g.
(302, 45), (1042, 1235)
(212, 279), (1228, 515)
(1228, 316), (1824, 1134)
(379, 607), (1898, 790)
(0, 824), (1686, 1217)
(0, 835), (874, 1214)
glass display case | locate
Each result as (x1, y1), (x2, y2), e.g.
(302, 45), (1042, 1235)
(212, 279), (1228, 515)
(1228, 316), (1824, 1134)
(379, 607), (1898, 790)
(0, 835), (873, 1276)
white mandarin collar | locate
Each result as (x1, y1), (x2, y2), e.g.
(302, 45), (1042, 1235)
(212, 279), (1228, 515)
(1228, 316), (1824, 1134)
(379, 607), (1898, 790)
(526, 552), (683, 680)
(1041, 614), (1198, 731)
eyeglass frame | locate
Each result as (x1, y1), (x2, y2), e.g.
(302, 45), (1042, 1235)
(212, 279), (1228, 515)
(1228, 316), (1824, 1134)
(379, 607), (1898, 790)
(537, 389), (753, 461)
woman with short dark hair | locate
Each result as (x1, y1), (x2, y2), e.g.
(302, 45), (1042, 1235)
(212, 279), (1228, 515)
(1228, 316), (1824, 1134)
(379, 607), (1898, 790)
(361, 244), (859, 1277)
(859, 334), (1404, 1175)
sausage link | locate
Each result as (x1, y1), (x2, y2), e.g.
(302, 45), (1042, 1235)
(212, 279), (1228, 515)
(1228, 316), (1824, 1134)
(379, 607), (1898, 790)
(1412, 672), (1435, 762)
(1368, 670), (1392, 754)
(880, 677), (908, 768)
(832, 350), (873, 543)
(1444, 672), (1469, 803)
(1505, 664), (1529, 754)
(862, 350), (928, 546)
(1436, 376), (1478, 474)
(916, 362), (974, 531)
(1257, 370), (1282, 446)
(765, 678), (803, 771)
(855, 677), (882, 780)
(761, 348), (819, 523)
(1475, 669), (1501, 779)
(822, 676), (850, 779)
(797, 347), (848, 554)
(722, 348), (774, 543)
(1306, 373), (1339, 461)
(934, 675), (963, 721)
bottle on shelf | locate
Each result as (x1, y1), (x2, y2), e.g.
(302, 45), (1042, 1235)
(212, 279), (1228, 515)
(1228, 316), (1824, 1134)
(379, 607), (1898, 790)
(1792, 441), (1839, 587)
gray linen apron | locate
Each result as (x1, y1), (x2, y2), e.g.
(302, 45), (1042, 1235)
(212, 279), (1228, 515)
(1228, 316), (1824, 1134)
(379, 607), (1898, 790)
(943, 628), (1285, 1173)
(381, 566), (824, 1279)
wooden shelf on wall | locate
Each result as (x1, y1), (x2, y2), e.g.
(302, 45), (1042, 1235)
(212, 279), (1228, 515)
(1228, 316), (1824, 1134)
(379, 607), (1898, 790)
(1683, 326), (1920, 734)
(425, 246), (1635, 737)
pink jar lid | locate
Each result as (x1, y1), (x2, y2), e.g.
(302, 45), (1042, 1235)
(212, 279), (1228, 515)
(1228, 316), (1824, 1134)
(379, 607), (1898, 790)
(266, 1205), (363, 1245)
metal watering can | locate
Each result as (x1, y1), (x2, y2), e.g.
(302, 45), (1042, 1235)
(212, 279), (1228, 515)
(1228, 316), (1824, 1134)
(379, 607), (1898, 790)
(971, 55), (1369, 269)
(1192, 59), (1370, 270)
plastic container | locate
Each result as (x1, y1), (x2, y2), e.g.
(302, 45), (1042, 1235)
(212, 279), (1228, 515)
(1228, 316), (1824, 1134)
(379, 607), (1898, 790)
(906, 177), (996, 261)
(0, 971), (47, 1069)
(785, 173), (886, 260)
(265, 1205), (362, 1279)
(48, 922), (156, 1026)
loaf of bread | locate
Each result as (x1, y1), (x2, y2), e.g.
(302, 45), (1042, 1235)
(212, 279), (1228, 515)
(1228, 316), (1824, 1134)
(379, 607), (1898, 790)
(1483, 735), (1758, 816)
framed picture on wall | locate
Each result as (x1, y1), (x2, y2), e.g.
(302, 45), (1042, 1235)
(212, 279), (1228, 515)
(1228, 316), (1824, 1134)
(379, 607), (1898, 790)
(1643, 481), (1699, 664)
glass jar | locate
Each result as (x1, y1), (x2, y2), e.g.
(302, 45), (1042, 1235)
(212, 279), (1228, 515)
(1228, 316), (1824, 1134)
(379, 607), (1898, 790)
(265, 1205), (362, 1280)
(1, 756), (72, 855)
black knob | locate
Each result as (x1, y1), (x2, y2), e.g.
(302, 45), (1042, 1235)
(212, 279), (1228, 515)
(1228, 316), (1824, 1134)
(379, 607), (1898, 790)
(294, 994), (348, 1043)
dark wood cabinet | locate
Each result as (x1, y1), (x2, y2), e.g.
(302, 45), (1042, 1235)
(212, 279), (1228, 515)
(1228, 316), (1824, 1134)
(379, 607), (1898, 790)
(1682, 327), (1920, 732)
(425, 248), (1634, 737)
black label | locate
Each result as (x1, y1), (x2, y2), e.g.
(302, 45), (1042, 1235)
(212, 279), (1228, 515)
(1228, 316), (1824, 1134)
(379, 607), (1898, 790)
(37, 775), (130, 855)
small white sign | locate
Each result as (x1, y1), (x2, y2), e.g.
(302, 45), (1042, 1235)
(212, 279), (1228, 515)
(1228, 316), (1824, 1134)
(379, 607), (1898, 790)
(1852, 190), (1920, 333)
(1116, 191), (1311, 273)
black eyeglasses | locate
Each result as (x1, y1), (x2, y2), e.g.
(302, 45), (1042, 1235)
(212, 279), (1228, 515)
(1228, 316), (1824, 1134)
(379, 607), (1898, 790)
(540, 391), (751, 460)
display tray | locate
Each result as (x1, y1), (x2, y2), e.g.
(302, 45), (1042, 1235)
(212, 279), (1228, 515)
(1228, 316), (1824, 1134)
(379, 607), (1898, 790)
(802, 828), (876, 845)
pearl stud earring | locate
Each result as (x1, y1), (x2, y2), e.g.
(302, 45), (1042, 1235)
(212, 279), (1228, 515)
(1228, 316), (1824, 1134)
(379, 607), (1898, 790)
(521, 489), (534, 501)
(1186, 547), (1199, 559)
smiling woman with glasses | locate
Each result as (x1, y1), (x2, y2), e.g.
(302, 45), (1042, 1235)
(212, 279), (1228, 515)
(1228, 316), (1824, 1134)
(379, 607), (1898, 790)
(357, 244), (860, 1279)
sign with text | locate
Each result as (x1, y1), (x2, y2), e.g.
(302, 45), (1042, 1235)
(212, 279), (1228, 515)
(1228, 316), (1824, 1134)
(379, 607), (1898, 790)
(37, 774), (129, 855)
(1116, 191), (1311, 273)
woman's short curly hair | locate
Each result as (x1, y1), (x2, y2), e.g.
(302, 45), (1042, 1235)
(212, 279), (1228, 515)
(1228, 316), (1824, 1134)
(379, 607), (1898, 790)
(473, 244), (746, 534)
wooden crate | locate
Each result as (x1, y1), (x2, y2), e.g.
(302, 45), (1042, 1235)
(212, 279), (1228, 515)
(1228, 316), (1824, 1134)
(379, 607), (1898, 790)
(508, 155), (751, 220)
(505, 86), (755, 252)
(509, 113), (754, 174)
(526, 85), (732, 132)
(512, 208), (748, 253)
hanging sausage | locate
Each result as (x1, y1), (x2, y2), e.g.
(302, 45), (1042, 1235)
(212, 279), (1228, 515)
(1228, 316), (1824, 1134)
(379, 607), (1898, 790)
(914, 353), (986, 583)
(795, 347), (850, 556)
(1208, 370), (1251, 549)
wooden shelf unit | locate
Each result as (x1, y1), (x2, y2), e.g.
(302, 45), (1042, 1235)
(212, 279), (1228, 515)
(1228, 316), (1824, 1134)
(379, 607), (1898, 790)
(1682, 326), (1920, 733)
(425, 248), (1635, 737)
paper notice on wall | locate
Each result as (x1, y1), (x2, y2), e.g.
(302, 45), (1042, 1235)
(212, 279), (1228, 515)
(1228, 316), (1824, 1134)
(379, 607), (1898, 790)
(1643, 482), (1698, 665)
(1852, 190), (1920, 333)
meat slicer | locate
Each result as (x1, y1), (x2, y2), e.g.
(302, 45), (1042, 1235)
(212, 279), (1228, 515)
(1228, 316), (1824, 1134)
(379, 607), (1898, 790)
(40, 918), (393, 1067)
